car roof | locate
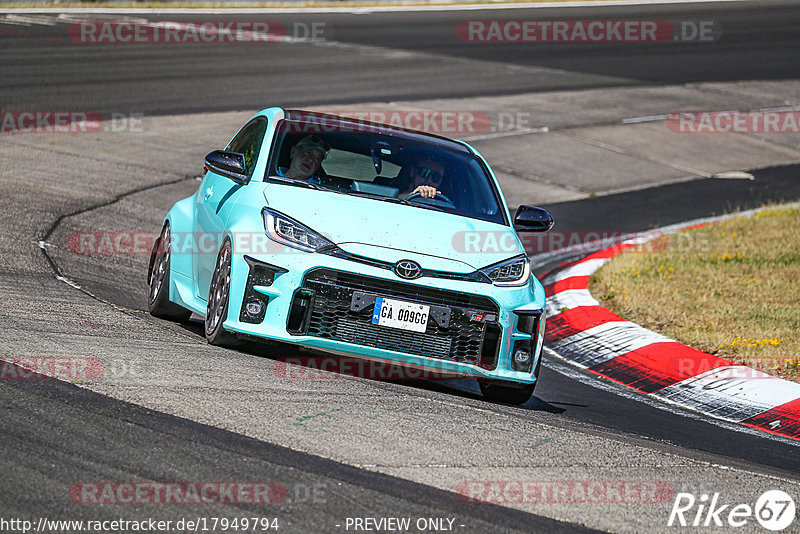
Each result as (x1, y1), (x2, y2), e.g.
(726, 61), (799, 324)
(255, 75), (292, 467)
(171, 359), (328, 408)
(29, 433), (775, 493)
(283, 109), (473, 155)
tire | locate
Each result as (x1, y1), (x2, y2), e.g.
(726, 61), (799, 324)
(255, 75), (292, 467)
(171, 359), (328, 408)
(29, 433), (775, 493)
(479, 379), (536, 405)
(205, 239), (239, 347)
(148, 223), (191, 321)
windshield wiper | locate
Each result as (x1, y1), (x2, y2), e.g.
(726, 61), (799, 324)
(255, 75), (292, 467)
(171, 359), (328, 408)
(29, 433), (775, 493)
(268, 175), (327, 191)
(345, 190), (445, 211)
(346, 191), (410, 204)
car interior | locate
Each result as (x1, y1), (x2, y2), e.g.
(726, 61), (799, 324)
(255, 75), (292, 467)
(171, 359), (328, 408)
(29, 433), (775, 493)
(269, 125), (504, 224)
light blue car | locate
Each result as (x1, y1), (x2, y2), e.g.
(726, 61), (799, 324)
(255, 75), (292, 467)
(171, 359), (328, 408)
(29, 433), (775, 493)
(148, 108), (554, 404)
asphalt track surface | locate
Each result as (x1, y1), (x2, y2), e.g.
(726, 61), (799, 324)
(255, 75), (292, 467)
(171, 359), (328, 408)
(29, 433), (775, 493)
(2, 360), (591, 534)
(0, 0), (798, 115)
(2, 2), (800, 532)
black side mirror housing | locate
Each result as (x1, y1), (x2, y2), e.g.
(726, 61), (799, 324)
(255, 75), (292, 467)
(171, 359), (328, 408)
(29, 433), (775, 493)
(204, 150), (249, 184)
(514, 205), (555, 232)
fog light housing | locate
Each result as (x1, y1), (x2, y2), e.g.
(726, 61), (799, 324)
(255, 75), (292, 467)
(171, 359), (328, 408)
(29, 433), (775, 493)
(240, 256), (287, 325)
(514, 349), (531, 365)
(245, 299), (263, 317)
(511, 341), (534, 373)
(241, 297), (266, 324)
(512, 310), (543, 373)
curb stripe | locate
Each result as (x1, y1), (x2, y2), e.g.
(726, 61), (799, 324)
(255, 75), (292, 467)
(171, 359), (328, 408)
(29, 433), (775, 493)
(589, 342), (732, 394)
(542, 213), (800, 440)
(543, 276), (589, 297)
(545, 306), (623, 342)
(741, 399), (800, 439)
(547, 258), (610, 284)
(652, 366), (800, 422)
(583, 242), (635, 261)
(545, 289), (599, 318)
(550, 321), (670, 368)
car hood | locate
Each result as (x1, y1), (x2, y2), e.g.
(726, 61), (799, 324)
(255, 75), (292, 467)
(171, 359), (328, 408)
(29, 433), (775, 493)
(263, 184), (523, 272)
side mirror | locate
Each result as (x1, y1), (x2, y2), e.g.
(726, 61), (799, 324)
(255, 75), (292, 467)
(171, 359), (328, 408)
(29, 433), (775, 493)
(204, 150), (249, 184)
(514, 205), (555, 232)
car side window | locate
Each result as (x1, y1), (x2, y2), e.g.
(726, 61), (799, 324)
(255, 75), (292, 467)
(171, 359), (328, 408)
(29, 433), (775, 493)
(226, 117), (268, 178)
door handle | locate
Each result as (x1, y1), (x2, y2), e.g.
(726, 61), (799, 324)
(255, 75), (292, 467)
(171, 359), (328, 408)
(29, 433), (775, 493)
(203, 187), (213, 200)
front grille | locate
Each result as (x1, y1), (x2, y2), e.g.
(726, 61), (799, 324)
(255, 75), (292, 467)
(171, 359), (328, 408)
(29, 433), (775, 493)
(296, 268), (500, 368)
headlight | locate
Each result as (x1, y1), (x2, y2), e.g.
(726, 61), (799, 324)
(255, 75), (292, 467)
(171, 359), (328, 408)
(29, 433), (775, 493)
(480, 255), (530, 286)
(262, 208), (334, 252)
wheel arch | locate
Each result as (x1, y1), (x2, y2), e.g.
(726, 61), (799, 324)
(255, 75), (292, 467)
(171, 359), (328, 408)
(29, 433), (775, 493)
(163, 195), (195, 278)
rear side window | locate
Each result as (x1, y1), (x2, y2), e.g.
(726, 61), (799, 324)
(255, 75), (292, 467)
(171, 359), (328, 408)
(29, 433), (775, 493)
(227, 117), (268, 177)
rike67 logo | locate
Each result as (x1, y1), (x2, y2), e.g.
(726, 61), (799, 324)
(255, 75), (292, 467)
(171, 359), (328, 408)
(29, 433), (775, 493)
(669, 490), (796, 531)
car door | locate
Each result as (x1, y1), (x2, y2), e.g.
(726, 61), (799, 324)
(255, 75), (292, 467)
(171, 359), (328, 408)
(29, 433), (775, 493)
(194, 116), (269, 300)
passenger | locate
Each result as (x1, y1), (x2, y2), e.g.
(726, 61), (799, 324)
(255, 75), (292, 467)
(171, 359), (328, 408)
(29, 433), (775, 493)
(278, 135), (330, 180)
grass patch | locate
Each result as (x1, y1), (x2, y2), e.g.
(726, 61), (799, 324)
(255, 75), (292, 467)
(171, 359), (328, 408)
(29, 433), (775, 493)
(588, 204), (800, 382)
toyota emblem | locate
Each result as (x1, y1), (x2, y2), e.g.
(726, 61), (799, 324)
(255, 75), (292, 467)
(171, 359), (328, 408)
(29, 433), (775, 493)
(394, 259), (422, 280)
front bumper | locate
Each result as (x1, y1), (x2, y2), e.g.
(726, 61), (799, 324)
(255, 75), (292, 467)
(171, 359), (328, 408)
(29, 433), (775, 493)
(221, 250), (545, 384)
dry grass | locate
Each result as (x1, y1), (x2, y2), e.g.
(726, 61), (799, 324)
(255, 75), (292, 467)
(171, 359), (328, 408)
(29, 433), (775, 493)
(588, 204), (800, 382)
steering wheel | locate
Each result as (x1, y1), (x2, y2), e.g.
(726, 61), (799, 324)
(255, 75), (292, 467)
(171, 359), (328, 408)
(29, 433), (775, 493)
(405, 192), (456, 208)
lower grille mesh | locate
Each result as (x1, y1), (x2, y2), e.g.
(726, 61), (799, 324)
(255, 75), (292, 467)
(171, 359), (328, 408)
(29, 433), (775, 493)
(300, 269), (499, 367)
(335, 318), (453, 360)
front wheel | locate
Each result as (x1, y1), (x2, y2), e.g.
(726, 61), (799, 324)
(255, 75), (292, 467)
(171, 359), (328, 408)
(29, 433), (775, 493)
(205, 239), (239, 347)
(479, 380), (536, 405)
(148, 223), (190, 321)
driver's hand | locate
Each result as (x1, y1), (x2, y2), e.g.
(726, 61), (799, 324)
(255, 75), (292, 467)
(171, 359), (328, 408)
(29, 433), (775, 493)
(412, 185), (441, 199)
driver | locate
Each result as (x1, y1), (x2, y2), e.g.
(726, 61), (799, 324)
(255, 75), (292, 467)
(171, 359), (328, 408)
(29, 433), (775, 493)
(400, 156), (446, 199)
(278, 135), (330, 181)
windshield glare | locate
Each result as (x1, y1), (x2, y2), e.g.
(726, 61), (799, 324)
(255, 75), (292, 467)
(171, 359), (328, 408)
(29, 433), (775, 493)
(268, 119), (507, 225)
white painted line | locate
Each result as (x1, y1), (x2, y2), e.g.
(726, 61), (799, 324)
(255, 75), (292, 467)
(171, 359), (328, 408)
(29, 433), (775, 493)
(760, 105), (800, 113)
(1, 14), (59, 26)
(56, 13), (150, 23)
(549, 321), (670, 368)
(462, 126), (549, 142)
(55, 275), (83, 291)
(713, 171), (755, 180)
(621, 114), (668, 124)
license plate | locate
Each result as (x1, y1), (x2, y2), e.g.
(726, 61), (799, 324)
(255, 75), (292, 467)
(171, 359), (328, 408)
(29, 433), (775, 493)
(371, 297), (430, 333)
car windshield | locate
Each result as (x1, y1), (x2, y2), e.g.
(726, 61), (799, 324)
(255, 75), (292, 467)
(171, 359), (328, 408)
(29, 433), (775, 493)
(266, 115), (507, 225)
